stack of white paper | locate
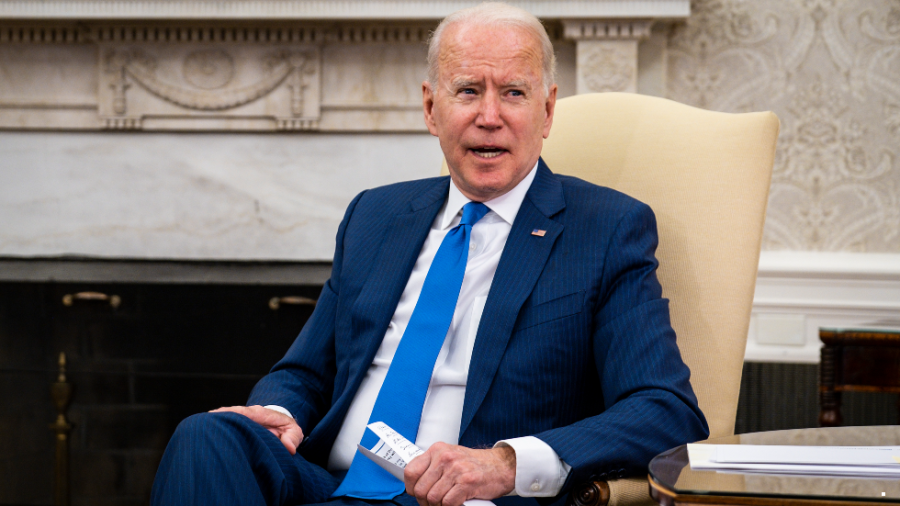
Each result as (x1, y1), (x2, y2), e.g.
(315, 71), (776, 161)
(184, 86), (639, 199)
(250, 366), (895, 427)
(688, 444), (900, 477)
(360, 422), (496, 506)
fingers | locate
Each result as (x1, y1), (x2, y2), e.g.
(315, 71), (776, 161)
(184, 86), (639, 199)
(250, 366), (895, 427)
(440, 484), (472, 506)
(211, 405), (270, 426)
(414, 446), (454, 506)
(210, 405), (284, 428)
(404, 451), (431, 496)
(210, 405), (250, 416)
(422, 471), (456, 506)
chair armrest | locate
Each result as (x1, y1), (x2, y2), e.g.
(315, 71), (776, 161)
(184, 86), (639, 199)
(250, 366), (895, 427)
(565, 477), (656, 506)
(565, 480), (609, 506)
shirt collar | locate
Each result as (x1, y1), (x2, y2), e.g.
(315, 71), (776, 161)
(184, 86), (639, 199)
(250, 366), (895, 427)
(440, 160), (539, 230)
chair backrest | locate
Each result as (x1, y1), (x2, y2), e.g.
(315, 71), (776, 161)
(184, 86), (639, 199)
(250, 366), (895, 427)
(440, 92), (778, 439)
(541, 92), (779, 439)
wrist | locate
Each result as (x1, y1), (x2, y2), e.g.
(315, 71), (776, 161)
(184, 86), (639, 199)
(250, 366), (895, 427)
(494, 445), (517, 493)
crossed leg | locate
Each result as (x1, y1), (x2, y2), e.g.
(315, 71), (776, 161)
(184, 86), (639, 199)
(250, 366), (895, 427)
(151, 411), (339, 506)
(151, 411), (426, 506)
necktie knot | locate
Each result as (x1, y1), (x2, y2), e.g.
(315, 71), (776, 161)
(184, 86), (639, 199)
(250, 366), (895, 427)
(460, 202), (489, 227)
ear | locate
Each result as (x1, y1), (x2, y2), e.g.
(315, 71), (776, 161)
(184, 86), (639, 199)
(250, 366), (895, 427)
(422, 80), (439, 137)
(542, 84), (558, 139)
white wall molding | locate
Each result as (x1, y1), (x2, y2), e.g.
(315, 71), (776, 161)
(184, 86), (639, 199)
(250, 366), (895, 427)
(0, 1), (690, 20)
(757, 251), (900, 281)
(746, 251), (900, 364)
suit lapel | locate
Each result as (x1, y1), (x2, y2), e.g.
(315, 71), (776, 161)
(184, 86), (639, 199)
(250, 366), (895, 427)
(346, 179), (450, 388)
(459, 161), (566, 438)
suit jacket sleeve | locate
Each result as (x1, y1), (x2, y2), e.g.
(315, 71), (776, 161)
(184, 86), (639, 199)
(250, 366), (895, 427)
(534, 199), (709, 490)
(246, 190), (365, 433)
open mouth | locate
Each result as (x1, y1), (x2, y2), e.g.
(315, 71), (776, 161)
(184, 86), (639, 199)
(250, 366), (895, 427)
(471, 147), (507, 159)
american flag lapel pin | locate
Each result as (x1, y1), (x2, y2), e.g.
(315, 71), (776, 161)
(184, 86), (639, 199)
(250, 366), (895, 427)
(531, 229), (546, 237)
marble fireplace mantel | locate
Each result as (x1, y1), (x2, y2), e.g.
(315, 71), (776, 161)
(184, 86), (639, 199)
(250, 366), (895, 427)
(0, 1), (688, 262)
(0, 0), (688, 132)
(0, 1), (688, 20)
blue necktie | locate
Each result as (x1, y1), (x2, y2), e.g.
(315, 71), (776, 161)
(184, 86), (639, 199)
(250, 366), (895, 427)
(332, 201), (490, 500)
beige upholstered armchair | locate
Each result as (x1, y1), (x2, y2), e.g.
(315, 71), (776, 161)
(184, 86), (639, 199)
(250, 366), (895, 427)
(543, 93), (779, 506)
(442, 92), (779, 506)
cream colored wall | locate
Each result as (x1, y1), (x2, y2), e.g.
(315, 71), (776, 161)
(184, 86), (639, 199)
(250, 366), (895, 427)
(664, 0), (900, 253)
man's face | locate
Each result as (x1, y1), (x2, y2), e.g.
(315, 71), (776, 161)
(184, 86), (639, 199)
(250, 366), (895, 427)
(423, 23), (557, 202)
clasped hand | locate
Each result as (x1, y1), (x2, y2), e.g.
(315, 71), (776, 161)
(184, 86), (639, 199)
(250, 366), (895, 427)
(404, 442), (516, 506)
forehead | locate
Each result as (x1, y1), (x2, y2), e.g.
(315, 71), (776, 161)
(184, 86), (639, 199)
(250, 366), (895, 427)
(437, 23), (543, 81)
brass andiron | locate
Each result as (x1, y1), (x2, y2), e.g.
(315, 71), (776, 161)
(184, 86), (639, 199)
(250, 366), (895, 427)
(49, 352), (74, 506)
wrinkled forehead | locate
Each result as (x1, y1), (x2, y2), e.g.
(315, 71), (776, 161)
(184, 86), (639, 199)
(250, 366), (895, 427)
(437, 23), (544, 82)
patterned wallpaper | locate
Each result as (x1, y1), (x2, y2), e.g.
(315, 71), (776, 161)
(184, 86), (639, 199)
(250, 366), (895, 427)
(666, 0), (900, 252)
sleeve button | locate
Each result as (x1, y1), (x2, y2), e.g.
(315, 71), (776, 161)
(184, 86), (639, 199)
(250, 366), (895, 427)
(530, 482), (542, 492)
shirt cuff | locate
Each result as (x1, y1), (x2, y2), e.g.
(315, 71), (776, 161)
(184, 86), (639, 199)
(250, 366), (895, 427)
(263, 405), (293, 419)
(494, 436), (572, 497)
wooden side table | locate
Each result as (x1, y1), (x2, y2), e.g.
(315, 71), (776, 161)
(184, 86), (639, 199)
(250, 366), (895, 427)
(819, 327), (900, 427)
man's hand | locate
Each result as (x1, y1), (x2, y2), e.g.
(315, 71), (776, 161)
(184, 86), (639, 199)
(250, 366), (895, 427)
(404, 442), (516, 506)
(209, 405), (304, 455)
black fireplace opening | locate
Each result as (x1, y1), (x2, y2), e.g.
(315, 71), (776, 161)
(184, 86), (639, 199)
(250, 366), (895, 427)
(0, 268), (323, 506)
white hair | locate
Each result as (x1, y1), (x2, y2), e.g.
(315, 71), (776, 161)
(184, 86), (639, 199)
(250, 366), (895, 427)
(426, 2), (557, 94)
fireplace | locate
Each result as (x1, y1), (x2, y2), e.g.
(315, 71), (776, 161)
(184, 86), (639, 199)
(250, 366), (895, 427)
(0, 258), (327, 506)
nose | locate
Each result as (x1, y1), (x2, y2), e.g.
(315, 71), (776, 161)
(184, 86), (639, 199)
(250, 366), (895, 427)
(475, 92), (502, 130)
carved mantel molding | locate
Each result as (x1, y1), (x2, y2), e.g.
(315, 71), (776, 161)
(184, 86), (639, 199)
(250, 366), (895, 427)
(563, 19), (654, 93)
(0, 1), (689, 20)
(0, 0), (689, 132)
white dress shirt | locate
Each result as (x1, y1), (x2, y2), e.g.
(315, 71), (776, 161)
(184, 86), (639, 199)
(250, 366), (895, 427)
(270, 162), (571, 497)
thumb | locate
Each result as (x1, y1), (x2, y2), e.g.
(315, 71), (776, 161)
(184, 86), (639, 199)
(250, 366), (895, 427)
(280, 433), (298, 455)
(280, 425), (304, 455)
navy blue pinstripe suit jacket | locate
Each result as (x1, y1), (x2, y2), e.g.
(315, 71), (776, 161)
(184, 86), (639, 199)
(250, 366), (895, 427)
(247, 159), (709, 500)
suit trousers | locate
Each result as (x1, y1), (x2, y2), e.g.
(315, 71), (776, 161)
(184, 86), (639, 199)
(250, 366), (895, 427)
(150, 412), (419, 506)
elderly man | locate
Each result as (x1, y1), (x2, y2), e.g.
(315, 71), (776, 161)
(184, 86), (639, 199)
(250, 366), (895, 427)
(151, 3), (708, 506)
